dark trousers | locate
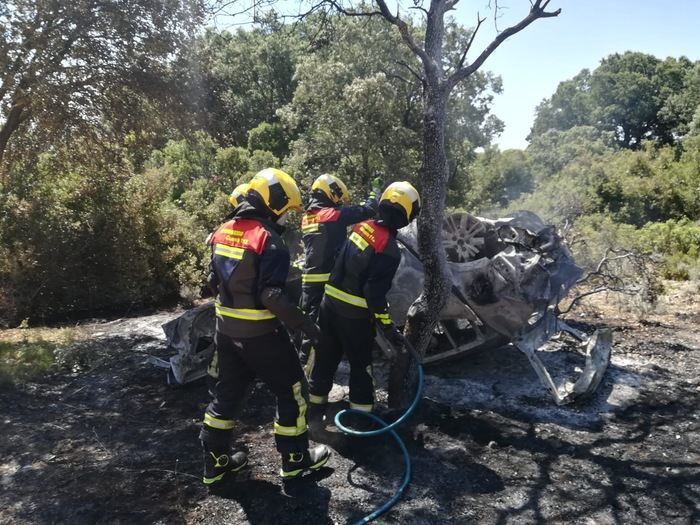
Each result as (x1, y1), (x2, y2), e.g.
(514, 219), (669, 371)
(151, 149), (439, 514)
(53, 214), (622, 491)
(298, 283), (324, 368)
(308, 299), (376, 410)
(201, 328), (309, 456)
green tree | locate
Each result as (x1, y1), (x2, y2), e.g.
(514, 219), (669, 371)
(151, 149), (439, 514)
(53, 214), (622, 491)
(527, 125), (616, 180)
(278, 15), (424, 188)
(529, 70), (593, 138)
(463, 147), (533, 211)
(248, 122), (288, 159)
(0, 142), (181, 324)
(680, 106), (700, 174)
(595, 144), (700, 226)
(147, 132), (221, 200)
(591, 53), (684, 147)
(530, 52), (699, 148)
(279, 14), (502, 203)
(0, 0), (203, 168)
(298, 1), (561, 407)
(511, 127), (615, 225)
(196, 23), (302, 146)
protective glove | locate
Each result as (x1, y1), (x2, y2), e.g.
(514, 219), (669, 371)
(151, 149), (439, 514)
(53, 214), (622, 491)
(369, 171), (384, 199)
(381, 323), (406, 352)
(206, 260), (219, 296)
(300, 317), (322, 347)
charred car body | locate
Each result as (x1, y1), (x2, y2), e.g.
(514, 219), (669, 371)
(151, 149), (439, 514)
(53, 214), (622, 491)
(150, 211), (612, 405)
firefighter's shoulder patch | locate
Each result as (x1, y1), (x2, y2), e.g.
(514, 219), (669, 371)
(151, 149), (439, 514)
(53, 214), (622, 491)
(352, 220), (390, 253)
(313, 207), (342, 223)
(212, 218), (269, 255)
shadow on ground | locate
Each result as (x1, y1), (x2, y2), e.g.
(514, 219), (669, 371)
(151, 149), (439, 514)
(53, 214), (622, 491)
(1, 313), (699, 524)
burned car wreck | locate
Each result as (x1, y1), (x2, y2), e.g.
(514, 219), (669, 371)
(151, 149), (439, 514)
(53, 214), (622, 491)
(150, 210), (612, 405)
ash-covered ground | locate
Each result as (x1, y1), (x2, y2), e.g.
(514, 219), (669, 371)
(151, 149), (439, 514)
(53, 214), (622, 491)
(1, 288), (699, 524)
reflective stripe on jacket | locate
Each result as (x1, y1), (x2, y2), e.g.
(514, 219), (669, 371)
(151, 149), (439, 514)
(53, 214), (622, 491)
(301, 201), (376, 290)
(324, 219), (400, 322)
(208, 212), (288, 338)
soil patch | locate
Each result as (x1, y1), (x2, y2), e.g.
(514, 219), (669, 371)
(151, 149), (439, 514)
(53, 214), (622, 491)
(1, 296), (698, 524)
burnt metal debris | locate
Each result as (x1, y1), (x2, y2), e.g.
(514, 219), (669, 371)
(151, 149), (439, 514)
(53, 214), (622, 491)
(149, 302), (216, 385)
(150, 211), (612, 405)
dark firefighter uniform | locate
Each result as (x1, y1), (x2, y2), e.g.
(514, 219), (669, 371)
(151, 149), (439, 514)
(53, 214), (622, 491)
(205, 183), (250, 394)
(200, 168), (330, 485)
(299, 173), (378, 368)
(307, 181), (421, 413)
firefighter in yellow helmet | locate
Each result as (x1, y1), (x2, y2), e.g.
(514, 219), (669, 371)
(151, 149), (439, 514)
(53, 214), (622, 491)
(298, 173), (380, 370)
(307, 181), (420, 425)
(201, 168), (331, 486)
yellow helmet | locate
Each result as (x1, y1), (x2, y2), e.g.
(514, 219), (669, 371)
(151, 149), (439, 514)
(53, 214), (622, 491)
(247, 168), (302, 217)
(380, 181), (421, 225)
(228, 183), (250, 208)
(311, 173), (350, 205)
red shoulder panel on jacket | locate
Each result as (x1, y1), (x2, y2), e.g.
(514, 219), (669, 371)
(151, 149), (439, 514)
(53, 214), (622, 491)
(352, 220), (390, 253)
(211, 218), (269, 255)
(314, 207), (342, 223)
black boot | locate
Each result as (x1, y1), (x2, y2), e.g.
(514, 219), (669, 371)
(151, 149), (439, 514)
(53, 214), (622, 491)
(280, 445), (331, 479)
(202, 442), (248, 485)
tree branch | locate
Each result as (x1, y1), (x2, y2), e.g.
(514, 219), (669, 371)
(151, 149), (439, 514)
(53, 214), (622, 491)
(446, 0), (560, 91)
(558, 249), (650, 315)
(0, 98), (30, 165)
(455, 12), (485, 72)
(379, 68), (413, 85)
(205, 0), (277, 18)
(489, 0), (506, 32)
(320, 0), (382, 18)
(397, 59), (424, 84)
(374, 0), (435, 77)
(582, 249), (638, 283)
(409, 5), (429, 18)
(558, 286), (609, 315)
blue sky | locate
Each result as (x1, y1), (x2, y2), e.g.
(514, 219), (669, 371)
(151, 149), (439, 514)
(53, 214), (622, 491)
(453, 0), (700, 149)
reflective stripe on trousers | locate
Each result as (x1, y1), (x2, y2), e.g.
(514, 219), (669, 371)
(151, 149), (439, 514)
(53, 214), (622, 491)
(273, 382), (308, 436)
(203, 412), (235, 430)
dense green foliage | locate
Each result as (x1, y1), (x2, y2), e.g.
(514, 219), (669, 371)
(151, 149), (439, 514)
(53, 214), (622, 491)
(0, 133), (282, 324)
(530, 52), (700, 148)
(1, 3), (699, 326)
(465, 53), (700, 281)
(0, 0), (204, 164)
(1, 12), (506, 325)
(496, 123), (700, 279)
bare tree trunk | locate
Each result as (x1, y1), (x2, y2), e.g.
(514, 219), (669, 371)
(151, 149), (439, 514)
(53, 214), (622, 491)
(388, 86), (451, 408)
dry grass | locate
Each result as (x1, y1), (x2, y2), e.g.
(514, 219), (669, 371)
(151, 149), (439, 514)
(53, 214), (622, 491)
(0, 325), (87, 385)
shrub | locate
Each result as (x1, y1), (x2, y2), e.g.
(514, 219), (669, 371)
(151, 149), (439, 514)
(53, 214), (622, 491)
(637, 218), (700, 279)
(570, 214), (639, 268)
(0, 133), (286, 325)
